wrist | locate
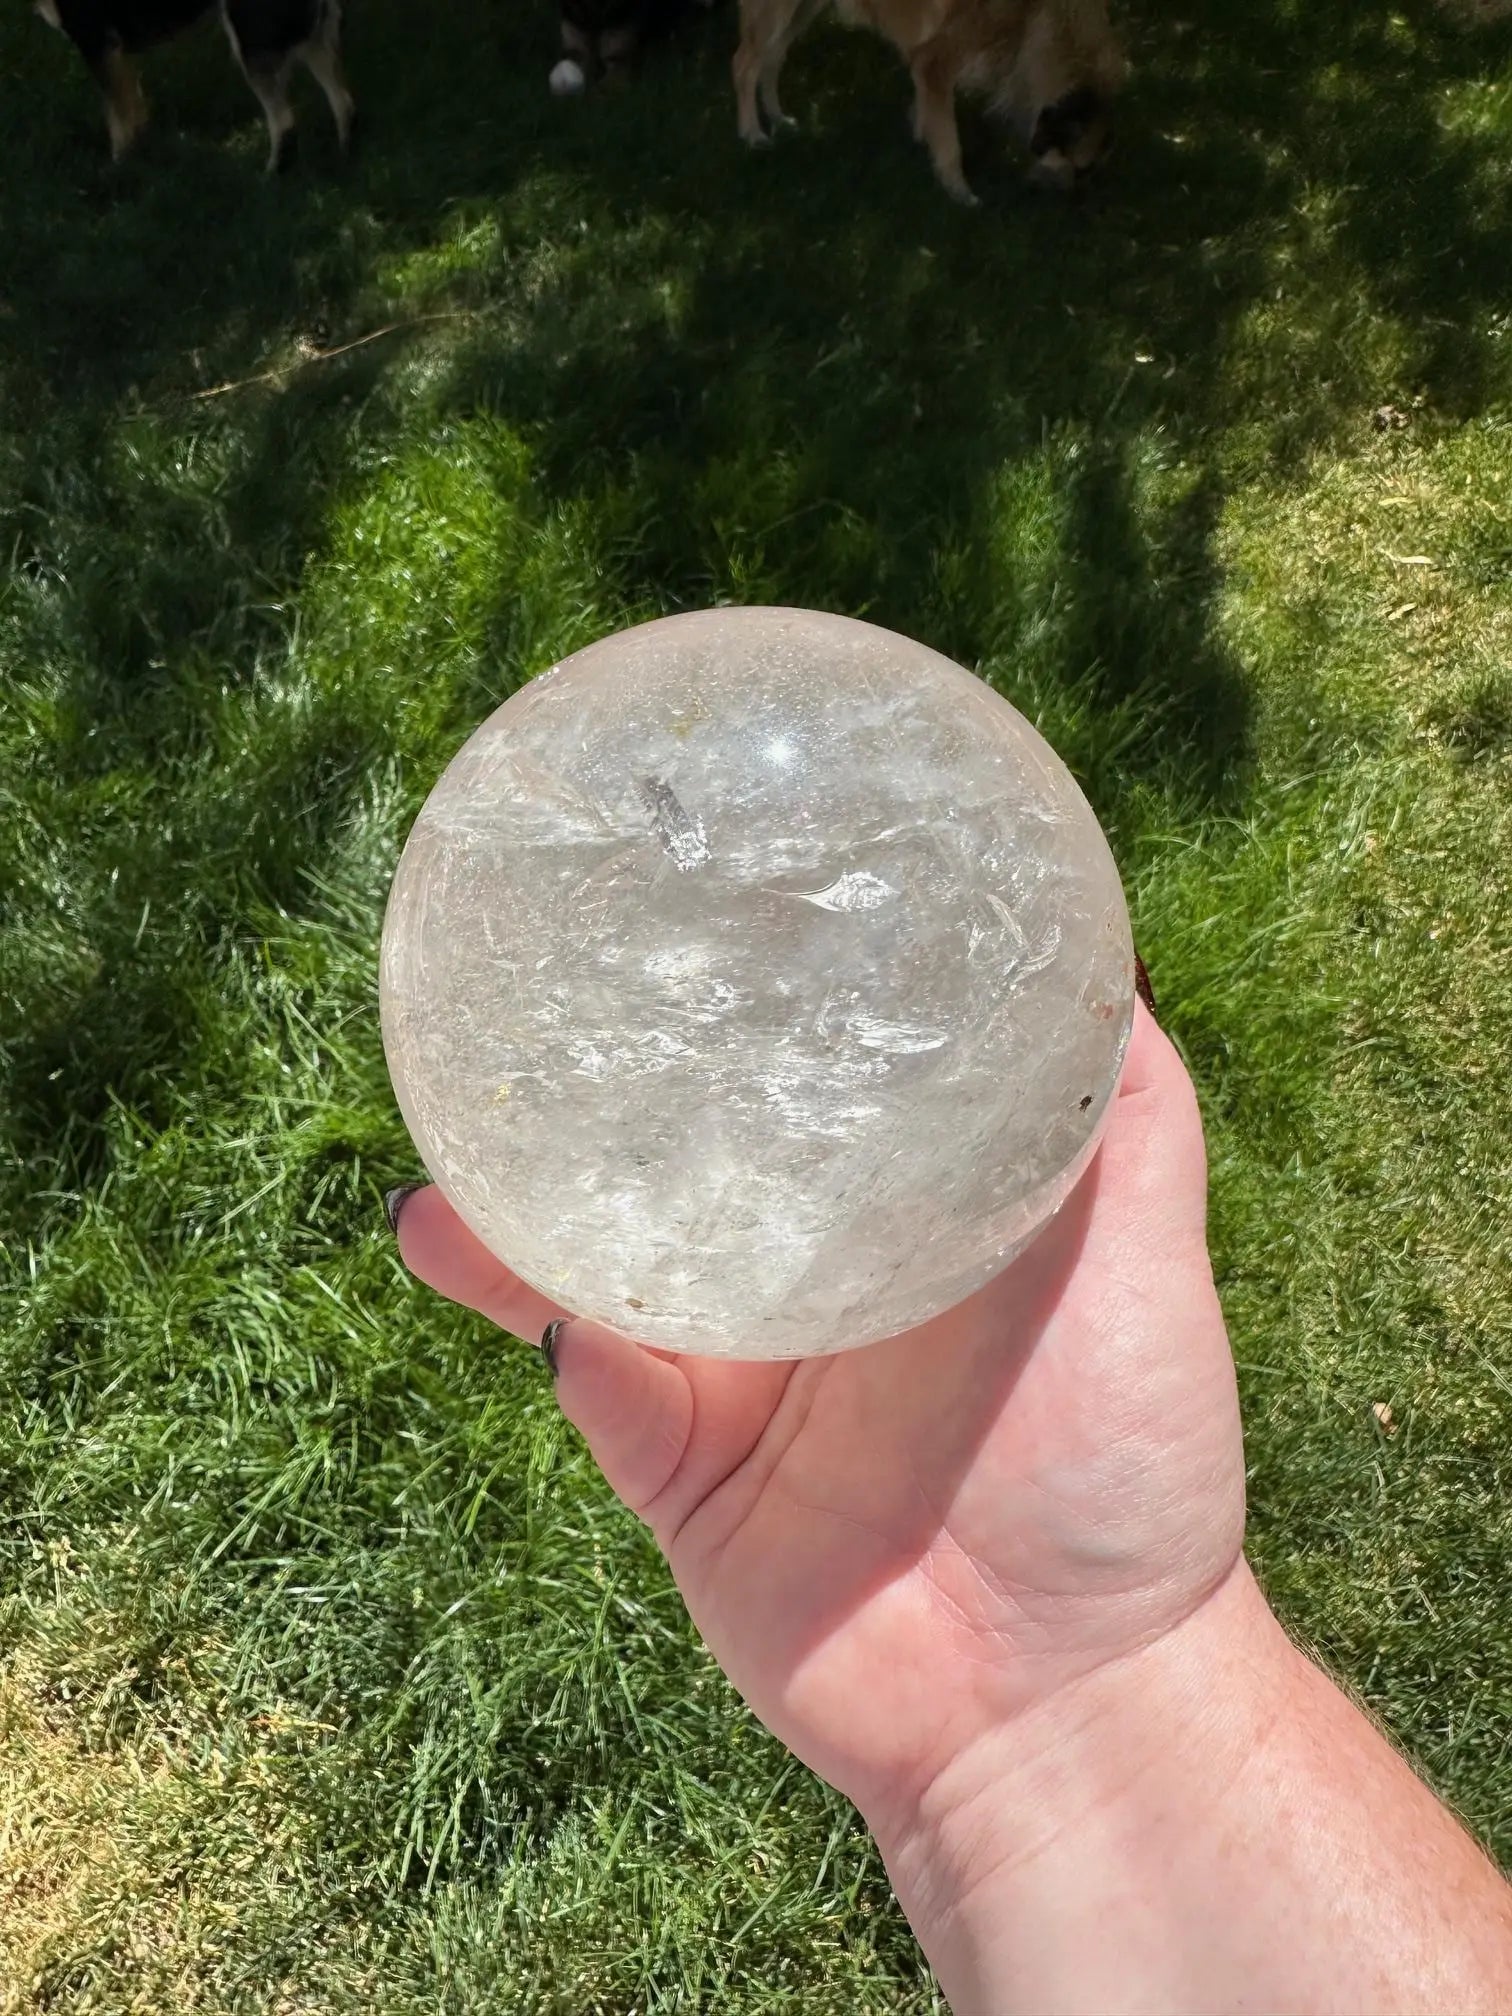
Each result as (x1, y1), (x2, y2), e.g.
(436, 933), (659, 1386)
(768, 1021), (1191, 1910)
(866, 1563), (1293, 2012)
(867, 1565), (1512, 2016)
(868, 1558), (1279, 1855)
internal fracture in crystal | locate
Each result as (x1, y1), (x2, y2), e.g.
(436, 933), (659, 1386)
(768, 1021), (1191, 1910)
(381, 608), (1134, 1358)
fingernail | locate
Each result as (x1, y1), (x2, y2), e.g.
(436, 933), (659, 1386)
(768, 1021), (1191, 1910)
(1133, 954), (1158, 1021)
(540, 1319), (567, 1379)
(384, 1183), (422, 1235)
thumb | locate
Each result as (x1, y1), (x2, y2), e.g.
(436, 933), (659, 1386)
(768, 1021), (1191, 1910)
(543, 1317), (695, 1519)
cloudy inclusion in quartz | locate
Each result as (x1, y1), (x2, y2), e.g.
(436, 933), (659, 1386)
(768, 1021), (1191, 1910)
(380, 608), (1134, 1359)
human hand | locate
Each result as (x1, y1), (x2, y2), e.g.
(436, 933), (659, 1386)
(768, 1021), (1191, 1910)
(392, 1002), (1245, 1837)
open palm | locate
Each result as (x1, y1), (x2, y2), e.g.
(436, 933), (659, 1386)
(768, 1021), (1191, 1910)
(396, 1004), (1245, 1825)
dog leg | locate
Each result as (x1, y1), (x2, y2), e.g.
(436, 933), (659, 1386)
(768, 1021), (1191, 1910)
(225, 6), (304, 171)
(736, 0), (824, 144)
(52, 0), (149, 158)
(97, 42), (148, 159)
(733, 34), (769, 144)
(241, 52), (298, 171)
(756, 41), (796, 130)
(298, 5), (355, 152)
(909, 45), (976, 204)
(760, 0), (826, 132)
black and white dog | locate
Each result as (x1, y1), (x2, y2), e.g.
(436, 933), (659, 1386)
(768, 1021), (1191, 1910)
(37, 0), (353, 169)
(551, 0), (714, 96)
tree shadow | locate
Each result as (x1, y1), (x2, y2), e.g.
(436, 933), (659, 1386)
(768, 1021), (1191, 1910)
(419, 0), (1512, 822)
(5, 7), (1512, 1905)
(3, 0), (1509, 1195)
(5, 0), (1511, 1236)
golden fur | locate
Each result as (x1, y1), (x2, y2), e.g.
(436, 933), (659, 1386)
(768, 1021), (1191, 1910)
(733, 0), (1125, 202)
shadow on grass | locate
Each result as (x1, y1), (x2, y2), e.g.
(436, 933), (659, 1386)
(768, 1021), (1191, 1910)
(3, 0), (1512, 1892)
(3, 0), (1508, 1224)
(2, 0), (1508, 1246)
(5, 0), (1506, 722)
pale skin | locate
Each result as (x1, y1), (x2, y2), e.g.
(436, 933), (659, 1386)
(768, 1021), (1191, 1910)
(395, 1005), (1512, 2014)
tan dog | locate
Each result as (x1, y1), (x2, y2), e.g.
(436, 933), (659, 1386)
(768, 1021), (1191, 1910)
(733, 0), (1125, 203)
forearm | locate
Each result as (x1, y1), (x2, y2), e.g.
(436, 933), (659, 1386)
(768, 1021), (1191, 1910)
(873, 1566), (1512, 2016)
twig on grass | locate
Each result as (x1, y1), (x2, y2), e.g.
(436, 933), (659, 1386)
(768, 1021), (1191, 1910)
(189, 310), (475, 402)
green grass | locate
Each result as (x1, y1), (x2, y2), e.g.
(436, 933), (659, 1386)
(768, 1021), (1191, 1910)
(4, 0), (1512, 2004)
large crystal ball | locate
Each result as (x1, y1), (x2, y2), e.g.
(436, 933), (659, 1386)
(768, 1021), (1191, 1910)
(381, 608), (1134, 1359)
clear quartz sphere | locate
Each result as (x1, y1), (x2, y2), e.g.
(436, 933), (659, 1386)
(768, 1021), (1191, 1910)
(381, 608), (1134, 1359)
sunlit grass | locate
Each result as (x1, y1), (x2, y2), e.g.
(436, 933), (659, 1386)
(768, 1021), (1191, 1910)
(3, 0), (1512, 2004)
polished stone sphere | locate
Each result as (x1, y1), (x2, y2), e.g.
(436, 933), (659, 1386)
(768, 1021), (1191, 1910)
(381, 608), (1134, 1358)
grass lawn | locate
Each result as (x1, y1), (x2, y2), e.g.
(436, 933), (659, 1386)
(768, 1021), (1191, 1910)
(4, 0), (1512, 2005)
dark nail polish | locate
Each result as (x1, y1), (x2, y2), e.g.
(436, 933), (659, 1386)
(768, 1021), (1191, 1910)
(1133, 954), (1158, 1021)
(540, 1319), (566, 1379)
(384, 1184), (422, 1235)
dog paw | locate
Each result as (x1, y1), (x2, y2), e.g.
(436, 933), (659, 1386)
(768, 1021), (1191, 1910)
(549, 58), (587, 95)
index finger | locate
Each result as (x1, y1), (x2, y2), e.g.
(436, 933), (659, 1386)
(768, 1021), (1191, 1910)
(392, 1183), (566, 1340)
